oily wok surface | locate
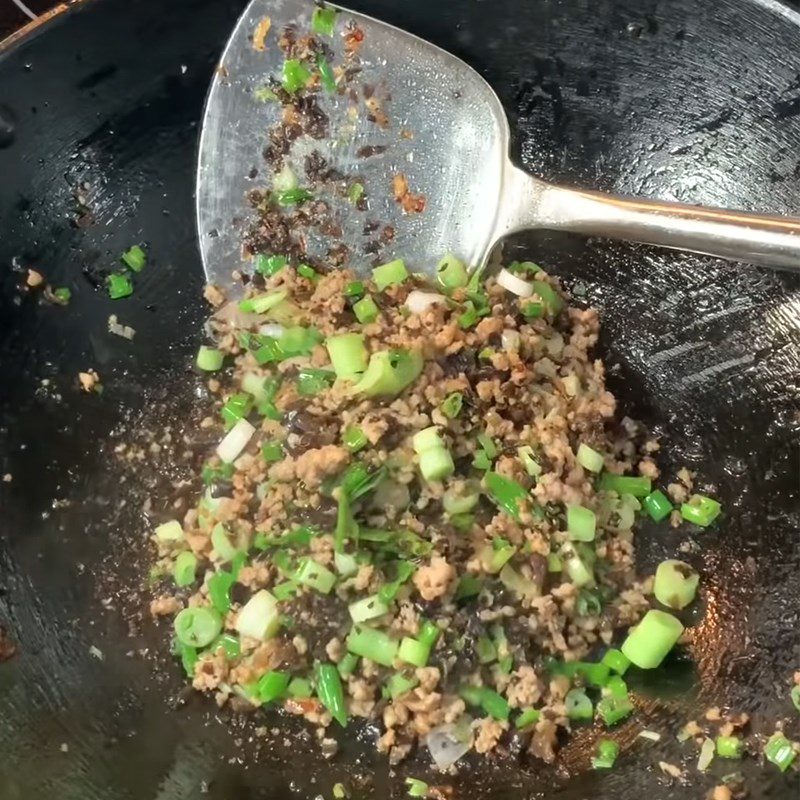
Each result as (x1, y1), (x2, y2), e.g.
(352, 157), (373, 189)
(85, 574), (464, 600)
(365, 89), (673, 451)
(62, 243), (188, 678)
(0, 0), (798, 798)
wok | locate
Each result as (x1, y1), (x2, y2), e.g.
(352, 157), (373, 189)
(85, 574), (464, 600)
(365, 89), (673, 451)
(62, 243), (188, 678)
(0, 0), (798, 798)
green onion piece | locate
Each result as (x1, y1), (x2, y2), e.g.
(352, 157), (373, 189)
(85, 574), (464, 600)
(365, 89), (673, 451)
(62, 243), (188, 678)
(287, 676), (312, 698)
(458, 301), (480, 329)
(791, 685), (800, 712)
(560, 545), (594, 587)
(476, 635), (497, 664)
(405, 778), (429, 798)
(553, 660), (610, 687)
(276, 187), (314, 206)
(173, 551), (197, 587)
(348, 594), (389, 623)
(397, 637), (430, 667)
(350, 349), (423, 397)
(196, 345), (224, 372)
(521, 301), (543, 319)
(272, 581), (299, 601)
(576, 443), (605, 473)
(592, 738), (620, 769)
(155, 519), (184, 542)
(209, 632), (240, 660)
(254, 253), (287, 276)
(353, 295), (379, 323)
(436, 253), (468, 291)
(53, 287), (71, 304)
(121, 245), (147, 272)
(764, 733), (796, 772)
(567, 504), (597, 541)
(316, 54), (337, 93)
(261, 441), (283, 463)
(387, 672), (419, 699)
(476, 433), (498, 459)
(211, 523), (240, 563)
(236, 589), (281, 640)
(517, 446), (542, 478)
(337, 652), (359, 678)
(485, 472), (528, 521)
(311, 5), (337, 36)
(515, 708), (540, 728)
(450, 513), (474, 533)
(346, 625), (399, 667)
(481, 689), (510, 721)
(315, 662), (347, 726)
(334, 490), (356, 554)
(602, 648), (630, 675)
(176, 641), (198, 677)
(221, 393), (253, 428)
(297, 263), (318, 281)
(596, 695), (633, 726)
(575, 588), (603, 616)
(507, 260), (542, 276)
(273, 163), (297, 191)
(207, 571), (235, 614)
(418, 620), (440, 648)
(419, 448), (455, 482)
(680, 494), (722, 527)
(326, 332), (367, 380)
(297, 367), (335, 396)
(282, 59), (311, 93)
(342, 426), (368, 453)
(565, 688), (593, 721)
(107, 273), (133, 299)
(531, 280), (563, 315)
(254, 85), (278, 102)
(455, 575), (482, 601)
(372, 259), (409, 291)
(440, 392), (463, 419)
(654, 559), (699, 610)
(621, 609), (684, 669)
(295, 557), (336, 594)
(599, 473), (652, 498)
(256, 670), (291, 704)
(716, 736), (744, 759)
(347, 182), (364, 204)
(344, 280), (364, 298)
(239, 290), (288, 315)
(442, 487), (479, 516)
(643, 489), (673, 522)
(605, 675), (628, 699)
(174, 607), (223, 648)
(377, 561), (416, 604)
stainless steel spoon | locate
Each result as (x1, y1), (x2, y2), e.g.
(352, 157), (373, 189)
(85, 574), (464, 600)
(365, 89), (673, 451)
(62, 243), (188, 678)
(197, 0), (800, 290)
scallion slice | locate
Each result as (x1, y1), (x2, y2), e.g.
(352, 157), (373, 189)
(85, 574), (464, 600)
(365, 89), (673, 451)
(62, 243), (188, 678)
(326, 332), (367, 380)
(576, 443), (604, 473)
(621, 609), (684, 669)
(680, 494), (721, 527)
(653, 559), (699, 610)
(196, 345), (224, 372)
(372, 259), (409, 291)
(567, 504), (596, 541)
(174, 607), (223, 648)
(173, 551), (197, 587)
(436, 253), (468, 291)
(346, 625), (399, 667)
(348, 594), (389, 623)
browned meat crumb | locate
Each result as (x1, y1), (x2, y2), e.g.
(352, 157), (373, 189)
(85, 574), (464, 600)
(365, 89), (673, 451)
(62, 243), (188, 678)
(392, 173), (426, 214)
(26, 268), (44, 287)
(149, 596), (182, 617)
(78, 370), (101, 393)
(0, 626), (17, 662)
(412, 556), (455, 601)
(658, 761), (684, 779)
(252, 16), (271, 51)
(473, 718), (506, 754)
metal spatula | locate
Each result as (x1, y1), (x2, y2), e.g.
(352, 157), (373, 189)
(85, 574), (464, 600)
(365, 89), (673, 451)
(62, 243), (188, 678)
(197, 0), (800, 290)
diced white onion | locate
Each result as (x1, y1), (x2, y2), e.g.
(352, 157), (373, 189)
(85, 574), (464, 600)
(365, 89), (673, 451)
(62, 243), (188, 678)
(426, 723), (472, 770)
(216, 418), (255, 463)
(497, 268), (534, 297)
(501, 328), (521, 351)
(235, 589), (281, 640)
(259, 323), (285, 338)
(638, 730), (662, 741)
(406, 290), (446, 314)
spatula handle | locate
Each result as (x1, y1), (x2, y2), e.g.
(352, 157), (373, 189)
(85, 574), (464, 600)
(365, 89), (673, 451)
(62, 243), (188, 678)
(506, 167), (800, 270)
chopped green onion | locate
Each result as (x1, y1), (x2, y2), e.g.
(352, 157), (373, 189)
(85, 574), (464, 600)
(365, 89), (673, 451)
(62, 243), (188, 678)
(791, 685), (800, 712)
(311, 5), (337, 36)
(654, 559), (699, 610)
(560, 545), (594, 587)
(254, 253), (287, 276)
(276, 187), (314, 206)
(405, 778), (429, 798)
(348, 594), (389, 623)
(440, 392), (464, 419)
(295, 557), (336, 594)
(342, 426), (368, 453)
(436, 253), (468, 291)
(173, 551), (197, 587)
(596, 695), (633, 726)
(455, 574), (482, 601)
(346, 625), (399, 667)
(592, 739), (620, 769)
(353, 295), (379, 323)
(53, 287), (71, 304)
(273, 164), (297, 192)
(567, 504), (596, 541)
(601, 648), (630, 675)
(476, 635), (497, 664)
(350, 349), (423, 397)
(565, 688), (593, 721)
(297, 263), (318, 281)
(515, 708), (540, 728)
(459, 686), (510, 721)
(281, 59), (311, 93)
(507, 260), (542, 276)
(176, 641), (198, 677)
(482, 540), (516, 574)
(576, 443), (605, 473)
(208, 571), (235, 614)
(221, 393), (253, 428)
(442, 487), (479, 516)
(297, 367), (335, 396)
(575, 589), (602, 616)
(254, 85), (278, 102)
(531, 280), (563, 315)
(235, 589), (281, 640)
(256, 670), (291, 703)
(261, 441), (283, 463)
(377, 561), (416, 604)
(196, 345), (224, 372)
(484, 472), (528, 521)
(272, 581), (299, 601)
(344, 280), (364, 298)
(337, 652), (359, 678)
(372, 259), (409, 291)
(419, 448), (455, 482)
(315, 662), (347, 726)
(211, 523), (240, 563)
(547, 552), (563, 572)
(605, 675), (628, 699)
(155, 519), (184, 542)
(621, 609), (684, 669)
(287, 676), (312, 698)
(764, 733), (796, 771)
(643, 489), (673, 522)
(716, 736), (744, 759)
(387, 672), (419, 700)
(418, 620), (440, 648)
(517, 446), (542, 478)
(107, 273), (133, 299)
(599, 473), (652, 498)
(398, 637), (430, 667)
(680, 494), (722, 527)
(121, 245), (147, 272)
(209, 632), (240, 660)
(239, 290), (288, 315)
(346, 182), (364, 204)
(552, 660), (610, 687)
(521, 301), (543, 319)
(326, 333), (367, 380)
(174, 607), (223, 648)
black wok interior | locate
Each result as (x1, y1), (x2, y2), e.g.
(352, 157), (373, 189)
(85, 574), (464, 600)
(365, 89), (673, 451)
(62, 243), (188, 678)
(0, 0), (798, 797)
